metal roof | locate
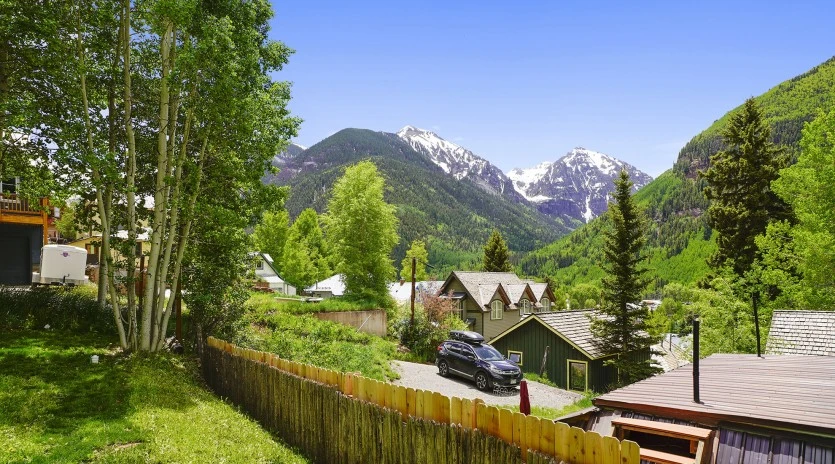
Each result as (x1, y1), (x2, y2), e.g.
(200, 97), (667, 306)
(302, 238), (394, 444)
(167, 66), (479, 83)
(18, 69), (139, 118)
(594, 354), (835, 436)
(766, 310), (835, 356)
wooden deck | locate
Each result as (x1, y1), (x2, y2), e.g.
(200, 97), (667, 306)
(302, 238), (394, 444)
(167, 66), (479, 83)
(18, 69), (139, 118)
(0, 194), (49, 244)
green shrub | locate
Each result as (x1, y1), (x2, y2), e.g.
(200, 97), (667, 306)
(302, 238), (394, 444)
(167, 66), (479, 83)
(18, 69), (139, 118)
(0, 285), (114, 333)
(390, 303), (468, 362)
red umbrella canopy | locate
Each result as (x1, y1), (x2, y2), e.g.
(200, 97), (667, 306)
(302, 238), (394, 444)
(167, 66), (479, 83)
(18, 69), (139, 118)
(519, 380), (531, 415)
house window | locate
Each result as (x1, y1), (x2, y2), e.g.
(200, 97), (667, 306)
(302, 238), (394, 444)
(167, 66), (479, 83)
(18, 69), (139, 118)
(490, 300), (503, 320)
(456, 299), (465, 320)
(567, 359), (588, 391)
(541, 297), (551, 312)
(255, 259), (263, 270)
(508, 350), (523, 366)
(519, 298), (531, 315)
(0, 177), (18, 194)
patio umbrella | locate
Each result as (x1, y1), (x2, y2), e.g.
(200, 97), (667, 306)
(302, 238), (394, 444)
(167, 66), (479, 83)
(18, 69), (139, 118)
(519, 380), (531, 415)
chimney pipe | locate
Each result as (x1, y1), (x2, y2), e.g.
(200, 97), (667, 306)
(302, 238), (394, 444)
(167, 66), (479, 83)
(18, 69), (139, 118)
(693, 316), (700, 404)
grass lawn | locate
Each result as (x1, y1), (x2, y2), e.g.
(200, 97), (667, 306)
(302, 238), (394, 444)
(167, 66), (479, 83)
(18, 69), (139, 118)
(242, 293), (399, 381)
(0, 330), (309, 464)
(507, 390), (596, 420)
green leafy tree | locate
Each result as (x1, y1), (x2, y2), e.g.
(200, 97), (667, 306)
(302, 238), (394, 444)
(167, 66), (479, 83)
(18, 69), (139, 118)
(21, 0), (299, 351)
(252, 209), (290, 273)
(773, 108), (835, 308)
(282, 208), (331, 290)
(482, 229), (512, 272)
(400, 240), (428, 281)
(567, 283), (602, 309)
(591, 170), (660, 386)
(700, 98), (792, 355)
(325, 161), (399, 301)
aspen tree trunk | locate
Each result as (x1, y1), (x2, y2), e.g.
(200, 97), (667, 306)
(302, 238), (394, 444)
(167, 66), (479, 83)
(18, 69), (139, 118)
(140, 20), (173, 351)
(75, 7), (127, 349)
(122, 0), (140, 350)
(155, 134), (207, 350)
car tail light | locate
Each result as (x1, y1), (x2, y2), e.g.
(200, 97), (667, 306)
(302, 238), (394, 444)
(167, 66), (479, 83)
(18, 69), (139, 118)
(437, 344), (444, 352)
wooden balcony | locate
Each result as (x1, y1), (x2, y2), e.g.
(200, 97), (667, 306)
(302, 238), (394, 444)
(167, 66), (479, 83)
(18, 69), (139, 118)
(0, 194), (49, 244)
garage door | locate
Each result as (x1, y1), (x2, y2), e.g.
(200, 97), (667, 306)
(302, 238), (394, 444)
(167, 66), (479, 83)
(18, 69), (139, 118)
(0, 235), (30, 284)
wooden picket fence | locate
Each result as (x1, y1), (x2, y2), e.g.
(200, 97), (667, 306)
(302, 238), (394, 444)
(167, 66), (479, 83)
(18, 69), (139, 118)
(202, 337), (640, 464)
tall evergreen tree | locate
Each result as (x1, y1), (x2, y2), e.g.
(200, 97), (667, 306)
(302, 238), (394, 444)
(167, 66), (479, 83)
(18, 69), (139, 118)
(325, 161), (399, 300)
(482, 229), (512, 272)
(700, 98), (792, 355)
(591, 170), (659, 386)
(282, 208), (331, 291)
(701, 98), (792, 275)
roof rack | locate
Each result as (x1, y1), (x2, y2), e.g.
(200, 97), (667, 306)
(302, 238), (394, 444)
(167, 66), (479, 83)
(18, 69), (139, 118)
(449, 330), (485, 344)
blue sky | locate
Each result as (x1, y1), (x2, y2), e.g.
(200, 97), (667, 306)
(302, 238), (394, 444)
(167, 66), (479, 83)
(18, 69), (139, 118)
(269, 1), (835, 177)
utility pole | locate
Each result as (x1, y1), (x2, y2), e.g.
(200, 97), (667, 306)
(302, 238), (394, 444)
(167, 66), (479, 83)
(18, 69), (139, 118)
(410, 256), (416, 327)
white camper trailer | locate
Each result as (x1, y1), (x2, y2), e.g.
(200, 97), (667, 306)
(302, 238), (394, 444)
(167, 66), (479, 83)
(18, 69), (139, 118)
(32, 244), (89, 286)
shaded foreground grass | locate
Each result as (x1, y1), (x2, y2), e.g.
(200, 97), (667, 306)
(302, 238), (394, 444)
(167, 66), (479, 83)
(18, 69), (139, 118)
(0, 330), (308, 464)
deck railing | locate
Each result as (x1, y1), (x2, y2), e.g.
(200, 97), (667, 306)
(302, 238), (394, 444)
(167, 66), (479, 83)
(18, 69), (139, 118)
(0, 194), (44, 215)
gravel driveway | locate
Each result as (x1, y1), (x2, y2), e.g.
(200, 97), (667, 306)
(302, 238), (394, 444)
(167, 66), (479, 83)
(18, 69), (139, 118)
(391, 361), (582, 410)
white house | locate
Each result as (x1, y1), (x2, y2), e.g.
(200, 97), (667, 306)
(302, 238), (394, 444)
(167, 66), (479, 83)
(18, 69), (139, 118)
(305, 274), (346, 299)
(252, 252), (295, 295)
(388, 280), (445, 302)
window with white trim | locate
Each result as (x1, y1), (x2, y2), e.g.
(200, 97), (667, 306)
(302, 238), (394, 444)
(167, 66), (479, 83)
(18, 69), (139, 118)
(508, 350), (523, 366)
(490, 300), (503, 320)
(519, 298), (531, 315)
(541, 297), (551, 312)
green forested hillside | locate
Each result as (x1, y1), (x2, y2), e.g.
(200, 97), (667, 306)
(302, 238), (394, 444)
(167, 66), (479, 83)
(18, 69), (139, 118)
(277, 129), (571, 275)
(521, 56), (835, 292)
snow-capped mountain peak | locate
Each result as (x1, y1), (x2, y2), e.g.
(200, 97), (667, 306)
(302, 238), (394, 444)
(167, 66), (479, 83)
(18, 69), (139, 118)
(510, 147), (653, 223)
(395, 126), (523, 202)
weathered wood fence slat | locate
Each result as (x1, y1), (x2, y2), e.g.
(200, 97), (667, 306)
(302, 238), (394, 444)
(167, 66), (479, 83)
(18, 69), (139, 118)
(202, 337), (640, 464)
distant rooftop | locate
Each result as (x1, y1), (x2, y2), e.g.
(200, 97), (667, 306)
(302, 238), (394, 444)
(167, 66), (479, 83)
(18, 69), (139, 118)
(766, 310), (835, 356)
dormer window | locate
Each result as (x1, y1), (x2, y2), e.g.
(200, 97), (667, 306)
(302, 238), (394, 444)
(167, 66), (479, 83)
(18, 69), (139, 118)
(520, 298), (531, 315)
(541, 297), (551, 312)
(255, 259), (264, 270)
(490, 300), (503, 320)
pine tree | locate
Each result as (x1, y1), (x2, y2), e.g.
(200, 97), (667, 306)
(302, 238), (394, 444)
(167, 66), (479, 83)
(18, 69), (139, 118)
(591, 170), (659, 386)
(325, 161), (399, 300)
(400, 240), (428, 281)
(700, 98), (792, 355)
(482, 230), (512, 272)
(701, 98), (792, 275)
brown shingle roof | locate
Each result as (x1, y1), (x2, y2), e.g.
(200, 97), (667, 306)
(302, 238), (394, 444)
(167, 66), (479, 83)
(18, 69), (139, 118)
(534, 310), (604, 358)
(594, 354), (835, 434)
(766, 310), (835, 356)
(444, 271), (524, 309)
(527, 282), (549, 301)
(505, 284), (532, 304)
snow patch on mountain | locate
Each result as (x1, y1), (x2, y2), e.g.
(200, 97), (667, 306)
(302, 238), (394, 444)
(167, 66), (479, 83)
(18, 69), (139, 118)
(396, 126), (523, 200)
(511, 147), (653, 223)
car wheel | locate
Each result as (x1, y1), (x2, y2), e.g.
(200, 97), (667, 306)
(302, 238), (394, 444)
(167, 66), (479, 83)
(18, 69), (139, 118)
(475, 371), (491, 391)
(438, 360), (450, 377)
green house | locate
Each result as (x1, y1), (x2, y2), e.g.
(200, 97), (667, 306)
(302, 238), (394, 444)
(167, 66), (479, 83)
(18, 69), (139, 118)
(490, 310), (650, 393)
